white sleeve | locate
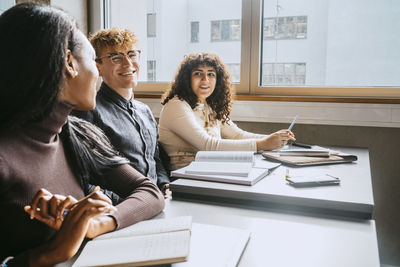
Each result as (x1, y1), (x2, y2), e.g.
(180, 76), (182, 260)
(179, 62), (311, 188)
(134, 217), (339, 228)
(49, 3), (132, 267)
(160, 100), (258, 151)
(221, 120), (267, 140)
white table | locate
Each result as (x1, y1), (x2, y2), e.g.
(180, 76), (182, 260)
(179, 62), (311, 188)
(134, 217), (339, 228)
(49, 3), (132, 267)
(170, 147), (374, 219)
(162, 198), (380, 267)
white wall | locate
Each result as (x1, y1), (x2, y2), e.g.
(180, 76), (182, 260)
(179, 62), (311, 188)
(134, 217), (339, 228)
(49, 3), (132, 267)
(52, 0), (88, 34)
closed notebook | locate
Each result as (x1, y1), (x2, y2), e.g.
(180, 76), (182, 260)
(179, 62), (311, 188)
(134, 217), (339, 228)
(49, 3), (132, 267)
(276, 146), (331, 157)
(72, 216), (192, 267)
(286, 174), (341, 187)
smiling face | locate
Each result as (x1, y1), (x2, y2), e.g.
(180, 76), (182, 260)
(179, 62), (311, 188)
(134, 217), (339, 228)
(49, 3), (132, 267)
(96, 44), (139, 99)
(190, 65), (217, 103)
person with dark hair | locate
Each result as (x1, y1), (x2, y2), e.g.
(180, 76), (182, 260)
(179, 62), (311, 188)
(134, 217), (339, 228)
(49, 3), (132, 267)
(159, 52), (295, 170)
(72, 27), (171, 197)
(0, 3), (164, 266)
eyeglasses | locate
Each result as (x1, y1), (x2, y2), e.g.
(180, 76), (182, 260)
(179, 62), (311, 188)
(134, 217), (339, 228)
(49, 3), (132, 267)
(95, 50), (141, 65)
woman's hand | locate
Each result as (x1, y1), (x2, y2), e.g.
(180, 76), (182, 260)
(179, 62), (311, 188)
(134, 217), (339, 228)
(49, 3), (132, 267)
(25, 186), (116, 237)
(29, 194), (117, 266)
(24, 188), (78, 230)
(256, 129), (296, 151)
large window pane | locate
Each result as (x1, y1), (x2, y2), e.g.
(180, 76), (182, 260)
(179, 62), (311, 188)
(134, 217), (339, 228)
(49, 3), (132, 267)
(0, 0), (14, 14)
(261, 0), (400, 87)
(110, 0), (242, 83)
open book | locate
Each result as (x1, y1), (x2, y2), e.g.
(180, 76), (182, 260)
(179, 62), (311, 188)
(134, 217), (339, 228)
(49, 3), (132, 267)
(184, 151), (254, 177)
(72, 216), (192, 267)
(171, 151), (280, 186)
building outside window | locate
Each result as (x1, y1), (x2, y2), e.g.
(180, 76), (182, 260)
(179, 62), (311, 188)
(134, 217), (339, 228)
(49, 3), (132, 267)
(147, 60), (156, 81)
(147, 13), (156, 37)
(191, 21), (199, 42)
(107, 0), (400, 97)
(262, 63), (306, 85)
(263, 16), (307, 40)
(211, 19), (241, 41)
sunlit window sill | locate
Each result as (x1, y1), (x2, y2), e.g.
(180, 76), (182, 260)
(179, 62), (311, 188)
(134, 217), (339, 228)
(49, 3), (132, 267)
(135, 94), (400, 128)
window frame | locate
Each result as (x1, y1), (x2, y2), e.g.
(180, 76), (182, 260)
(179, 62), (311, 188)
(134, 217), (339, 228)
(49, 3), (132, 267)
(97, 0), (400, 101)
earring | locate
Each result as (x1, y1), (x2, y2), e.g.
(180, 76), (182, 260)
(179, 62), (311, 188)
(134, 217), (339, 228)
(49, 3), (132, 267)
(73, 71), (78, 77)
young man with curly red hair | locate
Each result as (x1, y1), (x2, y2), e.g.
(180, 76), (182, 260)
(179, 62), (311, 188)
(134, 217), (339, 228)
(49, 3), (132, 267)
(73, 28), (171, 197)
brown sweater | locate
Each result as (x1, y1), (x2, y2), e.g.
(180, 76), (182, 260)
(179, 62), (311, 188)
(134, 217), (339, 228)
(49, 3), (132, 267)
(0, 102), (165, 266)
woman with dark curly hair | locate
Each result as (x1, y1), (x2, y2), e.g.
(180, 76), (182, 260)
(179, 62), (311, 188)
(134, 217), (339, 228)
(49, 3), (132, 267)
(159, 52), (295, 170)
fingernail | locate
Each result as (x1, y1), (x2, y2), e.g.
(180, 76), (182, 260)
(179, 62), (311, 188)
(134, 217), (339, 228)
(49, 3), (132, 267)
(30, 210), (34, 220)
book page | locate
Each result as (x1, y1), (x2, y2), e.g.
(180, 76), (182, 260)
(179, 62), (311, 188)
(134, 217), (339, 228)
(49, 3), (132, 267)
(73, 231), (190, 267)
(185, 162), (253, 177)
(96, 216), (192, 240)
(195, 151), (254, 163)
(175, 223), (250, 267)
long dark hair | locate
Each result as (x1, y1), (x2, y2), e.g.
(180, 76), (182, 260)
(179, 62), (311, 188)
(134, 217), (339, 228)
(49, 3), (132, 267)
(61, 117), (128, 203)
(0, 4), (127, 203)
(0, 3), (79, 130)
(162, 52), (234, 123)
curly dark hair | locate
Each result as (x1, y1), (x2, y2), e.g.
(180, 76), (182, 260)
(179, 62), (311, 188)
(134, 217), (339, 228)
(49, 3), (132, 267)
(161, 52), (234, 123)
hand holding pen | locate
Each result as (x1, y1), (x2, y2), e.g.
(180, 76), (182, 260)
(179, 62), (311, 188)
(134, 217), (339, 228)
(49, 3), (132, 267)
(256, 128), (296, 151)
(286, 115), (313, 148)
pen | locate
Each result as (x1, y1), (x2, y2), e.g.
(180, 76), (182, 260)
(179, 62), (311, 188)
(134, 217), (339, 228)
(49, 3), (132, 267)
(288, 115), (298, 131)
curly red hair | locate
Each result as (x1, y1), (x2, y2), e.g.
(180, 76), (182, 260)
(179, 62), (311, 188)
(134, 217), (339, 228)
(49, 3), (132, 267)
(162, 52), (234, 123)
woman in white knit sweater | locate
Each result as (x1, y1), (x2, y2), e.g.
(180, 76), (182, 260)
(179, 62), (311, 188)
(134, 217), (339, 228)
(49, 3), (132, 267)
(159, 53), (295, 170)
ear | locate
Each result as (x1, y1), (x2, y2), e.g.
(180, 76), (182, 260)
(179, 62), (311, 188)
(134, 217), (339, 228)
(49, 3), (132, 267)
(96, 62), (104, 78)
(65, 49), (79, 78)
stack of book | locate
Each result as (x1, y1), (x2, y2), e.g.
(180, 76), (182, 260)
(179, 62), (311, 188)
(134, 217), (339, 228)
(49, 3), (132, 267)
(171, 151), (280, 186)
(262, 145), (357, 166)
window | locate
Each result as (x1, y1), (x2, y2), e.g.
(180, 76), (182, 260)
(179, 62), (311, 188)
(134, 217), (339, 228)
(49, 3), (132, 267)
(107, 0), (242, 85)
(104, 0), (400, 98)
(0, 0), (14, 14)
(263, 16), (307, 40)
(258, 0), (400, 97)
(147, 13), (156, 37)
(226, 64), (240, 83)
(147, 60), (156, 82)
(211, 20), (241, 42)
(191, 21), (199, 42)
